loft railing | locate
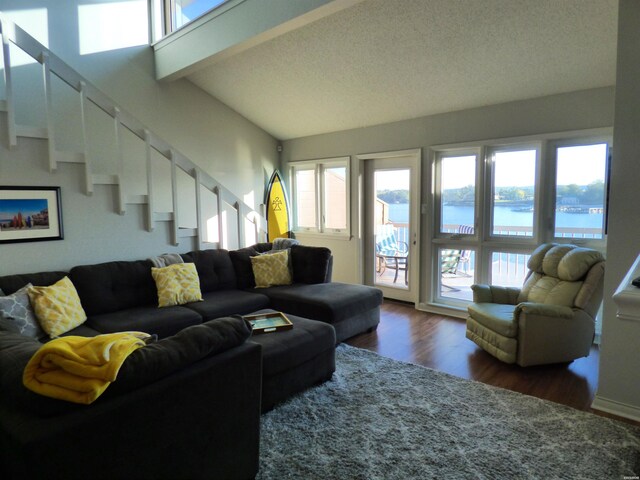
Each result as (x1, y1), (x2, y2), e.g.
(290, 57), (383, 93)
(0, 13), (266, 249)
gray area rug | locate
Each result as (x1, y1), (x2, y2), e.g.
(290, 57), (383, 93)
(258, 344), (640, 479)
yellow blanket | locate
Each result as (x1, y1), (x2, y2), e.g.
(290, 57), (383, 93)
(23, 332), (150, 405)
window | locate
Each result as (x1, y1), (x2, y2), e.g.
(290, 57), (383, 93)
(291, 157), (350, 235)
(490, 148), (537, 237)
(554, 143), (608, 240)
(431, 131), (610, 309)
(293, 168), (316, 229)
(439, 154), (476, 234)
(171, 0), (228, 30)
(152, 0), (230, 38)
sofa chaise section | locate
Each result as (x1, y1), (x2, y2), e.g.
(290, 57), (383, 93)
(231, 243), (383, 343)
(259, 282), (382, 343)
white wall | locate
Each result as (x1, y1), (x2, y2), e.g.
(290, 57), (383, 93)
(593, 0), (640, 421)
(0, 0), (278, 274)
(283, 87), (615, 285)
(0, 138), (191, 274)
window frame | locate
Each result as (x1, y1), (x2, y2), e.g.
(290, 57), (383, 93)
(485, 142), (542, 245)
(433, 148), (481, 241)
(290, 156), (351, 237)
(548, 137), (611, 250)
(152, 0), (234, 39)
(429, 128), (611, 311)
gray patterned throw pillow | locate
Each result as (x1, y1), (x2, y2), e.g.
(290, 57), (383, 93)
(0, 284), (45, 339)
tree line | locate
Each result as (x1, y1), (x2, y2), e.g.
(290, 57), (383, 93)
(378, 181), (604, 205)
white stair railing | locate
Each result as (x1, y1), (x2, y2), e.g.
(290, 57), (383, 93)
(0, 13), (266, 250)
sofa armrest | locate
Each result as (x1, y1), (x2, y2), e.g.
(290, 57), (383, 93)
(471, 284), (521, 304)
(514, 302), (574, 319)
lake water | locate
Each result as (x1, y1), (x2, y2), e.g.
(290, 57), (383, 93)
(387, 203), (603, 233)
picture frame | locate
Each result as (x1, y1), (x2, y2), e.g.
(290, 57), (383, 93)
(244, 311), (293, 334)
(0, 186), (64, 244)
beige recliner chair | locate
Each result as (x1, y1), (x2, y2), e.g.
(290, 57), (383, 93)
(466, 243), (605, 367)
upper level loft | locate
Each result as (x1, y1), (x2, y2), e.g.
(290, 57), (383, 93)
(151, 0), (362, 81)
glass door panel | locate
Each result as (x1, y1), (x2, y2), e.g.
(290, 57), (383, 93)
(364, 152), (420, 304)
(374, 169), (410, 290)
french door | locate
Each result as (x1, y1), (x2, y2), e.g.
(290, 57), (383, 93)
(361, 150), (420, 304)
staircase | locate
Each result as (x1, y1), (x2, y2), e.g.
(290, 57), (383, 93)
(0, 14), (266, 250)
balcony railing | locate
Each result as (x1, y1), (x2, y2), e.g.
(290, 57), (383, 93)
(378, 222), (602, 297)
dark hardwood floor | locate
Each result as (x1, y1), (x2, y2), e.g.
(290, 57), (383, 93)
(345, 299), (633, 423)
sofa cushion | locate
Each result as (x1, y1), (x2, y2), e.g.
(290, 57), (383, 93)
(181, 249), (238, 292)
(151, 263), (203, 307)
(183, 290), (270, 321)
(290, 245), (332, 284)
(526, 276), (583, 307)
(86, 306), (202, 339)
(466, 303), (518, 337)
(107, 315), (253, 395)
(229, 243), (273, 289)
(57, 323), (102, 339)
(0, 271), (67, 295)
(70, 260), (157, 316)
(0, 284), (45, 339)
(28, 277), (87, 338)
(258, 282), (383, 325)
(0, 331), (72, 417)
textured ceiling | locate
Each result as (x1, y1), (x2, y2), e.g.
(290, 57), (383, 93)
(187, 0), (618, 140)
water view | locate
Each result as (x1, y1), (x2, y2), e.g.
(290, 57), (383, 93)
(387, 203), (603, 234)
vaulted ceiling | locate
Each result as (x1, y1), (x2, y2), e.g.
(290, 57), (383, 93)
(180, 0), (618, 140)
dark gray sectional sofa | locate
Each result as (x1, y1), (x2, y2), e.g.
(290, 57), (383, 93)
(0, 243), (383, 480)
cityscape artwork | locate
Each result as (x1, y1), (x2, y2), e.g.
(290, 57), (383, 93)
(0, 187), (63, 244)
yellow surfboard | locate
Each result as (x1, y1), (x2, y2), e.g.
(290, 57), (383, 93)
(265, 170), (291, 241)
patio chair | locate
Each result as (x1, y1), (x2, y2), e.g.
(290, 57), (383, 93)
(375, 224), (408, 283)
(456, 225), (474, 276)
(440, 249), (462, 291)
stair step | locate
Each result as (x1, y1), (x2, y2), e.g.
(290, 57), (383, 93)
(0, 100), (6, 112)
(178, 227), (198, 238)
(154, 212), (174, 222)
(92, 174), (119, 185)
(56, 150), (85, 164)
(15, 124), (48, 139)
(126, 194), (149, 205)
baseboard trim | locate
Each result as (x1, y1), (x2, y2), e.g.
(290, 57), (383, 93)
(591, 395), (640, 422)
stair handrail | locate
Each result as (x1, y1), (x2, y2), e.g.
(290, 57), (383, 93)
(0, 13), (267, 247)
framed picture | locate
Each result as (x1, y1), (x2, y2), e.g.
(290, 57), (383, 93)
(0, 186), (63, 244)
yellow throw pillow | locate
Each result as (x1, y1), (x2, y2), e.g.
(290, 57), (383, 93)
(251, 250), (292, 288)
(28, 277), (87, 338)
(151, 263), (203, 308)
